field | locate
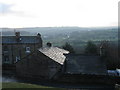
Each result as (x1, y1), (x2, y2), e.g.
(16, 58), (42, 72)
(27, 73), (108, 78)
(2, 82), (66, 89)
(2, 82), (120, 90)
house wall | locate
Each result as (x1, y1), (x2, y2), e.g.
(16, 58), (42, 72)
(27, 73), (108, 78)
(16, 50), (62, 79)
(2, 43), (41, 64)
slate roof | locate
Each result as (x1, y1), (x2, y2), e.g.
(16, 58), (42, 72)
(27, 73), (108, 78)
(2, 36), (41, 44)
(65, 54), (107, 75)
(39, 47), (69, 65)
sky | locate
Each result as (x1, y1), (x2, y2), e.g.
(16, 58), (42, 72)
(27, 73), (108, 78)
(0, 0), (119, 28)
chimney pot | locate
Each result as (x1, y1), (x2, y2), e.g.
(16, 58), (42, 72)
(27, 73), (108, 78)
(46, 42), (52, 47)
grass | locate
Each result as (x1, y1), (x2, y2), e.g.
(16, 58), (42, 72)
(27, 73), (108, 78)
(2, 82), (66, 89)
(2, 82), (120, 90)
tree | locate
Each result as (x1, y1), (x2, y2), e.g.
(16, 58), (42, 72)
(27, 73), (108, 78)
(62, 42), (75, 53)
(85, 41), (98, 55)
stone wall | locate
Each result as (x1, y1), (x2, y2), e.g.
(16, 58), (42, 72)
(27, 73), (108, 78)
(2, 43), (41, 64)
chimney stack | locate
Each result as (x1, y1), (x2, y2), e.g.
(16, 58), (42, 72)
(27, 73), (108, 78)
(15, 32), (21, 42)
(37, 33), (41, 38)
(36, 33), (42, 48)
(46, 42), (52, 47)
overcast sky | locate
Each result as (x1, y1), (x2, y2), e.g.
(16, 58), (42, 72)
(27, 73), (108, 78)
(0, 0), (119, 28)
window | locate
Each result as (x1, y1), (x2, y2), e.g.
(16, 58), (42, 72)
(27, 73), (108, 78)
(16, 56), (20, 62)
(4, 46), (8, 51)
(25, 47), (31, 53)
(4, 56), (9, 63)
(26, 47), (30, 51)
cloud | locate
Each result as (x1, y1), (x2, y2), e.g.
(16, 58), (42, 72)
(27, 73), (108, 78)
(0, 0), (118, 28)
(0, 2), (26, 17)
(0, 3), (13, 14)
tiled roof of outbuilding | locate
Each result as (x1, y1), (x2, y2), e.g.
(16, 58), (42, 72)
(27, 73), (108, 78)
(39, 47), (69, 65)
(65, 54), (107, 75)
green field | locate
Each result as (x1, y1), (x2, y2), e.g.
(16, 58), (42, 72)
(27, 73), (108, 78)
(2, 82), (66, 89)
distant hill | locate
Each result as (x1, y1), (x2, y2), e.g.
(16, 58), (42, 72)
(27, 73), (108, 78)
(1, 27), (118, 53)
(1, 26), (118, 36)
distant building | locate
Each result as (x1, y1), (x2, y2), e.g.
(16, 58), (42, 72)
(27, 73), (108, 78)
(2, 32), (42, 64)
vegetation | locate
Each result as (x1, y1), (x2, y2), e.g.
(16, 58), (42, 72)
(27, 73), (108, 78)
(2, 82), (120, 89)
(62, 42), (75, 53)
(2, 82), (50, 88)
(85, 41), (98, 55)
(2, 82), (66, 89)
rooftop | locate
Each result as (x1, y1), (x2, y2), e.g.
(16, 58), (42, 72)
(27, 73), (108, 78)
(65, 54), (107, 75)
(2, 36), (42, 44)
(39, 47), (69, 65)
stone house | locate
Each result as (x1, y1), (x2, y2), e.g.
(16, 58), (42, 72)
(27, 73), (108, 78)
(2, 32), (42, 65)
(16, 45), (69, 79)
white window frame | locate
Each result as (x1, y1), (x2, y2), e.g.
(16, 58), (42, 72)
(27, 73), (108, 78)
(16, 56), (20, 62)
(25, 47), (31, 53)
(4, 56), (9, 63)
(26, 47), (30, 51)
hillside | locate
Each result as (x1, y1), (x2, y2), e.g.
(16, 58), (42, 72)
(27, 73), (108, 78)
(1, 27), (118, 53)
